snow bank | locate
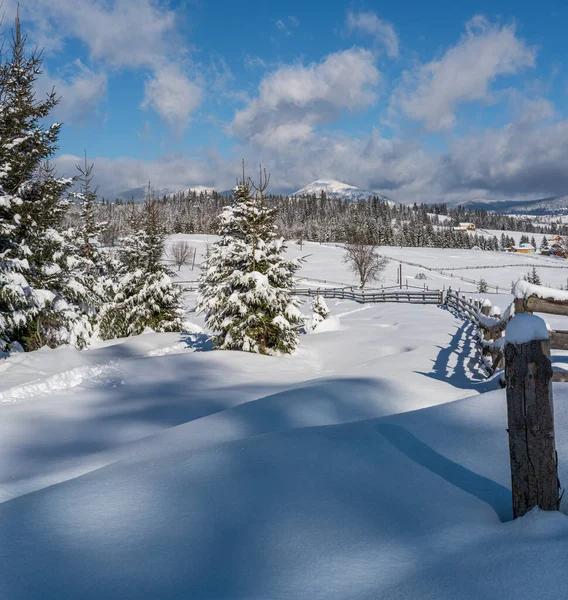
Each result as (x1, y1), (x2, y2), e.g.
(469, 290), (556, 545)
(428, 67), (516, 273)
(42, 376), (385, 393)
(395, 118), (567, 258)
(308, 315), (341, 334)
(477, 302), (515, 330)
(505, 314), (549, 344)
(515, 280), (568, 302)
(1, 386), (568, 599)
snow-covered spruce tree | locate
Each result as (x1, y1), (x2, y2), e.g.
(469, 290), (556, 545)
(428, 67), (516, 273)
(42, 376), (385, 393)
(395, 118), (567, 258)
(197, 167), (303, 354)
(306, 293), (330, 332)
(60, 155), (115, 345)
(312, 294), (330, 320)
(100, 188), (185, 339)
(0, 14), (85, 350)
(525, 267), (541, 286)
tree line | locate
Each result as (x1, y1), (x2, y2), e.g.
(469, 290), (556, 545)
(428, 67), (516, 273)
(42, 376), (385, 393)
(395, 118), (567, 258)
(74, 189), (568, 253)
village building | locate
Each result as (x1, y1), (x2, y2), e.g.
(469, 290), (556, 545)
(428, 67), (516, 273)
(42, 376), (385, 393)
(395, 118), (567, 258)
(507, 243), (536, 254)
(453, 222), (476, 232)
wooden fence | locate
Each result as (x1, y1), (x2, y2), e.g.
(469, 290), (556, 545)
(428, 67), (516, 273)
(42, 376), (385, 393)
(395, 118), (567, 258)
(176, 280), (443, 304)
(446, 284), (568, 382)
(294, 288), (443, 304)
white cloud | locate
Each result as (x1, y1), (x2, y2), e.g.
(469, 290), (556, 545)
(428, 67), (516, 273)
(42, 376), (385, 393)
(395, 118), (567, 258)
(19, 0), (177, 70)
(142, 66), (203, 127)
(12, 0), (202, 128)
(346, 11), (399, 58)
(54, 112), (568, 205)
(507, 92), (555, 124)
(39, 60), (108, 125)
(274, 16), (299, 36)
(231, 49), (380, 144)
(393, 16), (536, 131)
(54, 153), (226, 199)
(444, 119), (568, 198)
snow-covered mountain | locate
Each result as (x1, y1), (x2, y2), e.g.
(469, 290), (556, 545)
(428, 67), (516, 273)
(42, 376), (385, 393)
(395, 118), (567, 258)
(115, 179), (396, 204)
(293, 179), (394, 203)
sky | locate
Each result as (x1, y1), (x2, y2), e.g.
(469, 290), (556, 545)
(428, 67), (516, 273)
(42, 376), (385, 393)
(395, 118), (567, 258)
(5, 0), (568, 203)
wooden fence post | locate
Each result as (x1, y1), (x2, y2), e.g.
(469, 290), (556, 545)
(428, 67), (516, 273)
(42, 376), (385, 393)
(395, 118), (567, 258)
(504, 314), (560, 519)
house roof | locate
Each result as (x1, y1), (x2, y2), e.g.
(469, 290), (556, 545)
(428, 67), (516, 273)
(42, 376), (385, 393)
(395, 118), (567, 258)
(509, 243), (535, 250)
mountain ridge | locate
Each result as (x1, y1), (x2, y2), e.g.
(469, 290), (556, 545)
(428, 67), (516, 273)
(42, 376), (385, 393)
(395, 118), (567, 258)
(293, 179), (394, 203)
(458, 195), (568, 215)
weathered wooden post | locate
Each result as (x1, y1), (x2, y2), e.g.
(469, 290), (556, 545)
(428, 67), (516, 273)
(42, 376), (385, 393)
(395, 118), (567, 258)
(504, 314), (560, 519)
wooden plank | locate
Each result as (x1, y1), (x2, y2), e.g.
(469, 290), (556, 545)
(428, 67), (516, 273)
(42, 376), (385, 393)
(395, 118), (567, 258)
(525, 295), (568, 316)
(549, 330), (568, 351)
(552, 370), (568, 383)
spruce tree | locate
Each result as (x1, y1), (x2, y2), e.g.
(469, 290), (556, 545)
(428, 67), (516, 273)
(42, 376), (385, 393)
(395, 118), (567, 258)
(197, 167), (302, 354)
(100, 187), (185, 339)
(312, 294), (330, 320)
(61, 156), (114, 346)
(0, 13), (78, 350)
(306, 293), (330, 332)
(526, 267), (541, 286)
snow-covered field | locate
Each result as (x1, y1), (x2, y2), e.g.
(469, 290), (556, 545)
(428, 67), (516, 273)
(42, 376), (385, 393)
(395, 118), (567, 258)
(1, 238), (568, 599)
(168, 233), (568, 299)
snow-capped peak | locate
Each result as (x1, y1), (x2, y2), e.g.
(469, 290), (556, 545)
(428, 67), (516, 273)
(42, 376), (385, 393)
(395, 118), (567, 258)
(293, 179), (394, 203)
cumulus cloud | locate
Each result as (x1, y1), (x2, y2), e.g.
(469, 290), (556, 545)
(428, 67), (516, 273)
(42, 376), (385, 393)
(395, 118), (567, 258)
(346, 11), (399, 58)
(142, 66), (203, 127)
(54, 152), (227, 199)
(54, 113), (568, 205)
(444, 119), (568, 198)
(39, 60), (108, 125)
(18, 0), (177, 69)
(15, 4), (566, 205)
(393, 16), (536, 131)
(231, 49), (380, 145)
(507, 91), (555, 124)
(11, 0), (202, 127)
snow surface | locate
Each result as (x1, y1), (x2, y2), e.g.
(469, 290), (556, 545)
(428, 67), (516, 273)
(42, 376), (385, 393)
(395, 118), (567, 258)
(2, 239), (568, 599)
(505, 314), (549, 344)
(515, 279), (568, 302)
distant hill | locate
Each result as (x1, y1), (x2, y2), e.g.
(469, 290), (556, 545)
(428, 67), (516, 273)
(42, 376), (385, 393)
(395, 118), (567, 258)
(293, 179), (394, 203)
(459, 195), (568, 215)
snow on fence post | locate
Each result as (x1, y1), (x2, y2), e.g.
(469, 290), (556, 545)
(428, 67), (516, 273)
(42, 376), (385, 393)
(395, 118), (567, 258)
(504, 314), (560, 519)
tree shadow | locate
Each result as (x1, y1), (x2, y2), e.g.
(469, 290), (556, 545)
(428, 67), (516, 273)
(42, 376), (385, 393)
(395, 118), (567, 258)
(182, 332), (213, 352)
(376, 423), (512, 522)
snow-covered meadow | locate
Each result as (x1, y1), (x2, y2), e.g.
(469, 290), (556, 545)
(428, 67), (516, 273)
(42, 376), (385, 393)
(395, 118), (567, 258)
(1, 237), (568, 599)
(168, 233), (568, 299)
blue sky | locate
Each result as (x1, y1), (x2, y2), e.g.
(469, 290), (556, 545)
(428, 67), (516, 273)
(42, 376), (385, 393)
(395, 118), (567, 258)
(6, 0), (568, 202)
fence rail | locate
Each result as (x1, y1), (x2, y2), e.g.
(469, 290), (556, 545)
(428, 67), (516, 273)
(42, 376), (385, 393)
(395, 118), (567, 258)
(294, 288), (443, 304)
(176, 280), (443, 303)
(446, 284), (568, 382)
